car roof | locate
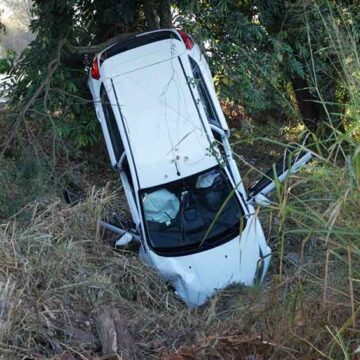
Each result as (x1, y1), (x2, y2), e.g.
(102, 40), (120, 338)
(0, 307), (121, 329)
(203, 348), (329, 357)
(102, 45), (217, 189)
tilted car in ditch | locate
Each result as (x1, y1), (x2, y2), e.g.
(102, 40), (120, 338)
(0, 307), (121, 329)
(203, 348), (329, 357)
(88, 29), (311, 307)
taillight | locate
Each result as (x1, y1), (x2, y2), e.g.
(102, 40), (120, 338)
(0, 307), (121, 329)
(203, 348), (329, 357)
(178, 30), (194, 50)
(91, 56), (100, 80)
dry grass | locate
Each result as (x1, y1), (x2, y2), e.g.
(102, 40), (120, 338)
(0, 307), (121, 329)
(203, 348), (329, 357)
(0, 154), (358, 359)
(1, 95), (358, 359)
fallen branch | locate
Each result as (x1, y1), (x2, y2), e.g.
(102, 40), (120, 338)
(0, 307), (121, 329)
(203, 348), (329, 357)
(95, 305), (137, 359)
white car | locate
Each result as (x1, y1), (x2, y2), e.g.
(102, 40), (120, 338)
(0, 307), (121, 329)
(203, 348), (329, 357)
(88, 29), (311, 307)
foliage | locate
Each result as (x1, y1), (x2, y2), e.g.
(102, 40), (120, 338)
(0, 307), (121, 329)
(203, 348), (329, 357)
(2, 0), (359, 147)
(4, 0), (99, 147)
(2, 0), (171, 148)
(0, 49), (16, 73)
(176, 0), (360, 134)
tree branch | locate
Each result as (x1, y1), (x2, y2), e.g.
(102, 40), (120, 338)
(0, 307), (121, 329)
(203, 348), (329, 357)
(64, 32), (137, 55)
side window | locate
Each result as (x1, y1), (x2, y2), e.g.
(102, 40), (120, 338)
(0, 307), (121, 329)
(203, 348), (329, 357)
(189, 56), (221, 128)
(100, 85), (124, 162)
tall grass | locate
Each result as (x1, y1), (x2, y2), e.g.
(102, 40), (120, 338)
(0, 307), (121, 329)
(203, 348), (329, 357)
(253, 2), (360, 357)
(223, 2), (360, 357)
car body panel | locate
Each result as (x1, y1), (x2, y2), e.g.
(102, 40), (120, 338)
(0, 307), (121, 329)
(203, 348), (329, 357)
(140, 213), (269, 307)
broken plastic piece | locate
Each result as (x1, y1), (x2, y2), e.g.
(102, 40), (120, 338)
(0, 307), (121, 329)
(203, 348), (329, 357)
(196, 169), (219, 188)
(115, 233), (134, 246)
(248, 193), (272, 207)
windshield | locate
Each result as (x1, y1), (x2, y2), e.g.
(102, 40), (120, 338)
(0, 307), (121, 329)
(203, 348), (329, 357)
(140, 167), (245, 254)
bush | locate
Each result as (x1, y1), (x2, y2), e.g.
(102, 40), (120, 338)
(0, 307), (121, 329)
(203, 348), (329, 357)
(0, 147), (53, 220)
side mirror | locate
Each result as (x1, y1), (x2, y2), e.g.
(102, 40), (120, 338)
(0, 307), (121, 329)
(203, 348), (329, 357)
(247, 149), (312, 206)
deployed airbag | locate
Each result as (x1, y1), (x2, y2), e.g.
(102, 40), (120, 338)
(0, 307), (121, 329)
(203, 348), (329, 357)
(143, 189), (180, 223)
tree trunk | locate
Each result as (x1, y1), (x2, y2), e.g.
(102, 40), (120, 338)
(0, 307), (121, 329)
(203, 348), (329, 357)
(143, 0), (159, 30)
(158, 0), (172, 28)
(291, 76), (322, 133)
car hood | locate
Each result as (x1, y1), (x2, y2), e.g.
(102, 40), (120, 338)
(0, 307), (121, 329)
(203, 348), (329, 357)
(142, 215), (267, 307)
